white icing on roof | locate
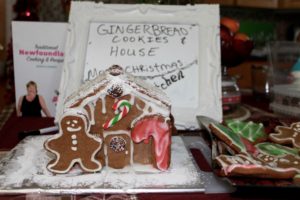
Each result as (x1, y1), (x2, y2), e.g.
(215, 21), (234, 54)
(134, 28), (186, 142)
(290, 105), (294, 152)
(64, 65), (171, 112)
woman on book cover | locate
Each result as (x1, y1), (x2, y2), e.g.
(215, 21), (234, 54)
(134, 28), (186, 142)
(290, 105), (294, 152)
(17, 81), (52, 117)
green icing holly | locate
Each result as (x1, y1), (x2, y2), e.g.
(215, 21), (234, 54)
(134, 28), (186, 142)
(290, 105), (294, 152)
(213, 123), (246, 152)
(226, 120), (266, 143)
(256, 142), (299, 156)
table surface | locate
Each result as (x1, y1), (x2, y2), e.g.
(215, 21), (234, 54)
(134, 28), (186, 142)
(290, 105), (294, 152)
(0, 96), (299, 200)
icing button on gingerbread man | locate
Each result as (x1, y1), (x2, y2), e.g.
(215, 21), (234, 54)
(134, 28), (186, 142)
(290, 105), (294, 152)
(269, 122), (300, 149)
(66, 120), (80, 151)
(71, 134), (78, 151)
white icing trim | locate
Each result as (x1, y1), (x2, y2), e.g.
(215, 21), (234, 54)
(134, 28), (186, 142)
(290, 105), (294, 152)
(104, 141), (108, 167)
(129, 95), (135, 106)
(103, 130), (130, 138)
(87, 103), (95, 125)
(130, 138), (134, 165)
(101, 95), (106, 114)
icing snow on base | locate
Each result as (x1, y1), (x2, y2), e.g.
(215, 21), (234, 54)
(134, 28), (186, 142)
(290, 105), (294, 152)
(0, 136), (203, 192)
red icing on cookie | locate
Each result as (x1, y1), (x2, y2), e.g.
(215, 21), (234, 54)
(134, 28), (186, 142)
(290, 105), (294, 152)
(240, 137), (258, 155)
(144, 138), (150, 144)
(131, 116), (171, 171)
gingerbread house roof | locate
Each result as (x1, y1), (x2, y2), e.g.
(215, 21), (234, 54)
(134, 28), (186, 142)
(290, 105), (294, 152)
(64, 65), (171, 114)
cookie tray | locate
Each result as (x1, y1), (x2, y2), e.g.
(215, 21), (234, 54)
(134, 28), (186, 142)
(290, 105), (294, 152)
(197, 116), (300, 190)
(0, 135), (205, 195)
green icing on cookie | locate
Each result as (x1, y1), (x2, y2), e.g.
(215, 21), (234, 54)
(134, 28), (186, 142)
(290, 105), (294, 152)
(256, 142), (299, 156)
(213, 123), (246, 152)
(294, 174), (300, 178)
(226, 120), (266, 143)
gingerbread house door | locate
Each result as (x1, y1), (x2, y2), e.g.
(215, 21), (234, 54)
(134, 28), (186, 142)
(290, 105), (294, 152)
(104, 134), (131, 169)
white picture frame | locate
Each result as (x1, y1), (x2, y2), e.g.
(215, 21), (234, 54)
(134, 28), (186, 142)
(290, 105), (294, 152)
(56, 2), (222, 129)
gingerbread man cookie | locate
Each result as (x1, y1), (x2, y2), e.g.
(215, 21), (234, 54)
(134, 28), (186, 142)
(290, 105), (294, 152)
(44, 109), (102, 173)
(269, 122), (300, 148)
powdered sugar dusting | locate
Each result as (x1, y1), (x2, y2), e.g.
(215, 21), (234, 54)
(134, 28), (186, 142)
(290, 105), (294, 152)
(0, 136), (203, 194)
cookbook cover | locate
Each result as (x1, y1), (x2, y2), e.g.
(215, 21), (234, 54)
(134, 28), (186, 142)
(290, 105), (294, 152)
(12, 21), (67, 117)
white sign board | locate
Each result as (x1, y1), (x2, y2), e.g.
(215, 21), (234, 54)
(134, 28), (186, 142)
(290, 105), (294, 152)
(56, 2), (222, 129)
(12, 21), (67, 117)
(84, 22), (199, 108)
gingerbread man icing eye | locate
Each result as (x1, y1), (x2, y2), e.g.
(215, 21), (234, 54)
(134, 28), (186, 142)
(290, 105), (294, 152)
(70, 121), (79, 127)
(67, 120), (82, 132)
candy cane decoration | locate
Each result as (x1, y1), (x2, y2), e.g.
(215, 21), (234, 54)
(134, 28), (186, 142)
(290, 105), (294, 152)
(103, 99), (132, 129)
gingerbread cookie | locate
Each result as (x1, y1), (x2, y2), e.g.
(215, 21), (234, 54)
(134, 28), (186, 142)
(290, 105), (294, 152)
(255, 142), (299, 156)
(209, 123), (246, 153)
(216, 142), (300, 179)
(226, 120), (267, 144)
(269, 122), (300, 148)
(44, 109), (103, 173)
(216, 153), (300, 179)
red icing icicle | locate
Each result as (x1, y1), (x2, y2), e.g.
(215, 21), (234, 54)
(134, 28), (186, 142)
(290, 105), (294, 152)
(131, 116), (170, 171)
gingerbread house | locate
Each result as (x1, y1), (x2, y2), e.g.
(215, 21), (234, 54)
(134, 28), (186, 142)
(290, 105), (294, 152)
(44, 65), (175, 173)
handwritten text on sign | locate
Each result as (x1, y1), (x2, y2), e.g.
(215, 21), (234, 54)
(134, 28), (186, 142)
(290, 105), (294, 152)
(84, 22), (199, 107)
